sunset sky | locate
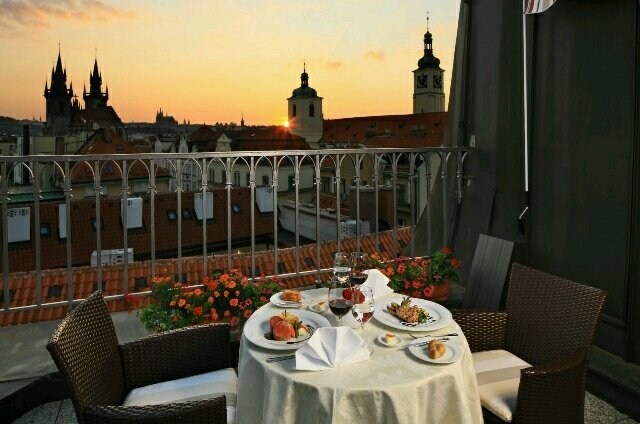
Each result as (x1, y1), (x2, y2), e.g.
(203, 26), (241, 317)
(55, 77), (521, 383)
(0, 0), (460, 125)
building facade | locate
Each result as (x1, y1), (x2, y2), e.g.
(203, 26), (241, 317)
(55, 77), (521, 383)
(413, 24), (445, 114)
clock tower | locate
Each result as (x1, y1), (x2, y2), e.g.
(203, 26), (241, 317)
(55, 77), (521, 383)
(287, 64), (323, 147)
(413, 16), (445, 114)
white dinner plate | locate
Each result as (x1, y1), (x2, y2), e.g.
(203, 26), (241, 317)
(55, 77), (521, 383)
(270, 291), (311, 308)
(408, 337), (463, 364)
(243, 309), (331, 351)
(373, 294), (452, 332)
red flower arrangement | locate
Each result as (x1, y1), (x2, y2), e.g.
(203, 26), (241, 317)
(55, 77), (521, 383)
(368, 247), (460, 299)
(139, 269), (281, 332)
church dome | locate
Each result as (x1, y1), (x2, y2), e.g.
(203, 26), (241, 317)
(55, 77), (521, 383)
(417, 31), (442, 70)
(291, 65), (318, 98)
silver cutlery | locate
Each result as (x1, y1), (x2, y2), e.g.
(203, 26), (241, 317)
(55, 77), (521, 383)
(409, 332), (458, 339)
(409, 337), (450, 347)
(266, 354), (296, 363)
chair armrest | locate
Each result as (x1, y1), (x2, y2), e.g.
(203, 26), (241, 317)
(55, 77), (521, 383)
(451, 310), (508, 353)
(84, 396), (227, 424)
(120, 323), (231, 391)
(514, 349), (587, 424)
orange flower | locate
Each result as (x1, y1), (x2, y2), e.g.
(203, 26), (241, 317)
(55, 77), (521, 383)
(226, 280), (236, 289)
(185, 304), (191, 309)
(230, 298), (239, 307)
(235, 290), (240, 297)
(208, 296), (214, 304)
(224, 310), (230, 317)
(178, 298), (186, 307)
(214, 291), (220, 298)
(442, 247), (452, 255)
(164, 276), (172, 283)
(223, 290), (229, 298)
(169, 300), (176, 307)
(220, 274), (229, 282)
(193, 306), (203, 316)
(451, 259), (461, 269)
(211, 312), (219, 321)
(194, 289), (203, 296)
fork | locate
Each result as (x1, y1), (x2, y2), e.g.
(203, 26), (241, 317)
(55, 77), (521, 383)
(409, 332), (458, 339)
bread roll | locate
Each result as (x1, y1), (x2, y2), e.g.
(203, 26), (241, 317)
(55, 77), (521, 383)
(281, 289), (302, 302)
(428, 339), (447, 359)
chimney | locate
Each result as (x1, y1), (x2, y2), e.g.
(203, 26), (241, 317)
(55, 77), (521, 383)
(22, 125), (30, 154)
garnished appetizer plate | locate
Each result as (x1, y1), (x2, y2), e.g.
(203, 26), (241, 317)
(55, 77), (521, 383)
(244, 309), (331, 351)
(373, 294), (452, 332)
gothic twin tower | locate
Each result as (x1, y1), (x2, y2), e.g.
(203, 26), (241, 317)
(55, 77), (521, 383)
(43, 50), (109, 135)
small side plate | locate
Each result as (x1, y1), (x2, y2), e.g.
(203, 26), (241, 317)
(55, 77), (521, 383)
(408, 337), (463, 364)
(377, 334), (401, 347)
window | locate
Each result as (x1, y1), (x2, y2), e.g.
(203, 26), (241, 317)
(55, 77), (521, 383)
(104, 164), (114, 175)
(397, 185), (406, 204)
(47, 285), (62, 298)
(167, 210), (177, 222)
(134, 277), (148, 292)
(246, 173), (250, 186)
(0, 289), (16, 303)
(309, 104), (315, 117)
(288, 175), (295, 191)
(231, 203), (241, 214)
(292, 104), (297, 117)
(304, 257), (315, 267)
(91, 218), (104, 231)
(182, 208), (192, 220)
(40, 223), (51, 237)
(220, 170), (225, 183)
(340, 178), (346, 196)
(262, 175), (270, 186)
(277, 262), (287, 274)
(234, 171), (241, 186)
(321, 176), (331, 193)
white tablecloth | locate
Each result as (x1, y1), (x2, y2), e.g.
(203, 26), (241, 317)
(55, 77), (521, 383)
(236, 288), (482, 424)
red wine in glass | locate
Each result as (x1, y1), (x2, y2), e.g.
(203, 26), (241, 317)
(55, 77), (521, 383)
(350, 274), (367, 286)
(329, 298), (353, 318)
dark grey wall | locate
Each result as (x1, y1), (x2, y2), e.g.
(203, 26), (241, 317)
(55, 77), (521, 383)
(452, 0), (639, 362)
(527, 0), (638, 359)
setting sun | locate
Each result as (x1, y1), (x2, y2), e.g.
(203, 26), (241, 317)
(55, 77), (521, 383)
(283, 120), (289, 128)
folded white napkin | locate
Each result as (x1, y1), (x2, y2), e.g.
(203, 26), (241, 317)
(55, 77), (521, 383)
(363, 269), (394, 298)
(295, 327), (370, 371)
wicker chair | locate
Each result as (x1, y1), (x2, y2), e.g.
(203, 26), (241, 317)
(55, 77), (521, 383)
(47, 291), (234, 423)
(454, 263), (607, 423)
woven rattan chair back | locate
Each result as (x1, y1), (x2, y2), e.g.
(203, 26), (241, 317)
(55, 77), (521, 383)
(47, 291), (126, 423)
(505, 263), (607, 366)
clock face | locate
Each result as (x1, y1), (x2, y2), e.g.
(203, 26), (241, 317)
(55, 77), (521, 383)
(417, 74), (428, 89)
(433, 75), (443, 89)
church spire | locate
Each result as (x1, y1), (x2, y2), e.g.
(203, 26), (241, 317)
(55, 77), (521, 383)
(300, 62), (309, 87)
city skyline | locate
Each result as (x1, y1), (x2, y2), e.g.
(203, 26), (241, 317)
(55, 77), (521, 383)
(0, 0), (460, 125)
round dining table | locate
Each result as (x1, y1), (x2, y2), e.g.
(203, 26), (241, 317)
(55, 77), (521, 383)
(236, 288), (483, 424)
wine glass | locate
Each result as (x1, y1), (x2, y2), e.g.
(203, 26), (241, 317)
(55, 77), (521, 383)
(350, 252), (368, 286)
(350, 286), (374, 352)
(333, 252), (351, 286)
(328, 286), (353, 326)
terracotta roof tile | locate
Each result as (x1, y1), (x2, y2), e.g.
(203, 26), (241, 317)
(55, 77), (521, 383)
(0, 228), (411, 326)
(321, 112), (447, 148)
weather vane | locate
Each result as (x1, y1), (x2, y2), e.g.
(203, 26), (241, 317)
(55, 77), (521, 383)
(427, 11), (430, 31)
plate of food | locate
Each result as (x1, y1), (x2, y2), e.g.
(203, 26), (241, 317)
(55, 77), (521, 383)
(243, 309), (331, 351)
(270, 289), (311, 308)
(408, 337), (462, 364)
(373, 295), (452, 332)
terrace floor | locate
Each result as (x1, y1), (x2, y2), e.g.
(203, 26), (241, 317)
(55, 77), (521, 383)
(10, 392), (640, 423)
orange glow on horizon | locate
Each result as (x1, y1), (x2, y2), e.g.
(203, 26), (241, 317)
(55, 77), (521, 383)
(0, 1), (461, 124)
